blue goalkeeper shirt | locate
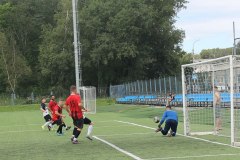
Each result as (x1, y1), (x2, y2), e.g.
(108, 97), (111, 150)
(159, 110), (178, 125)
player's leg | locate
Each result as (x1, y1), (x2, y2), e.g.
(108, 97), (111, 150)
(42, 115), (52, 131)
(84, 117), (93, 140)
(72, 118), (84, 144)
(170, 120), (178, 136)
(215, 107), (222, 131)
(161, 120), (171, 135)
(56, 119), (64, 135)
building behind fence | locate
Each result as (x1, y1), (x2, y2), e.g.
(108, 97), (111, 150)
(110, 75), (182, 98)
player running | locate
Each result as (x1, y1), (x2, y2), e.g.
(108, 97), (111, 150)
(65, 85), (84, 144)
(48, 95), (57, 114)
(76, 93), (94, 141)
(155, 105), (178, 137)
(82, 109), (94, 141)
(40, 97), (52, 131)
(52, 99), (71, 136)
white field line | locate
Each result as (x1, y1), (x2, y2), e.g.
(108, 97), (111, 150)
(93, 136), (143, 160)
(143, 153), (240, 160)
(0, 130), (40, 134)
(115, 120), (240, 149)
(0, 120), (119, 128)
(95, 132), (154, 137)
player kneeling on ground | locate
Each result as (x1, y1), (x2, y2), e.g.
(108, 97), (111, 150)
(155, 105), (178, 137)
(52, 100), (71, 136)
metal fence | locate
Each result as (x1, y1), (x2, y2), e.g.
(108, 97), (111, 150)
(110, 75), (182, 98)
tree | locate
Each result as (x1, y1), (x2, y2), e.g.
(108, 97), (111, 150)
(39, 0), (75, 95)
(80, 0), (187, 88)
(200, 48), (232, 59)
(0, 32), (31, 95)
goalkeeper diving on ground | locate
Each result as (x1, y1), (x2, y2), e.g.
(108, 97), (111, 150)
(155, 105), (178, 137)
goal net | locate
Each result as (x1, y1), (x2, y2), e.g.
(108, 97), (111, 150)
(182, 55), (240, 146)
(80, 86), (96, 114)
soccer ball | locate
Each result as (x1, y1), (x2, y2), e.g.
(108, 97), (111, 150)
(153, 116), (160, 123)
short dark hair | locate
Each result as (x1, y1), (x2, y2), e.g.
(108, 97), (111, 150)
(214, 86), (218, 89)
(166, 105), (171, 109)
(70, 85), (77, 92)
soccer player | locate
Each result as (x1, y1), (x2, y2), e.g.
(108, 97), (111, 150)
(65, 85), (84, 144)
(82, 109), (94, 141)
(166, 92), (175, 106)
(40, 98), (52, 131)
(52, 99), (70, 136)
(155, 105), (178, 137)
(214, 86), (222, 131)
(48, 95), (57, 114)
(76, 93), (94, 141)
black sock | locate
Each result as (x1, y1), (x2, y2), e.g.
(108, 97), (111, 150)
(57, 124), (63, 134)
(75, 130), (81, 138)
(62, 123), (66, 128)
(73, 128), (77, 137)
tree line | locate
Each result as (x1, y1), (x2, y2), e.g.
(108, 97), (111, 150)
(0, 0), (189, 97)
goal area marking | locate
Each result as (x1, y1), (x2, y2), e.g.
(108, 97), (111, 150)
(115, 120), (240, 148)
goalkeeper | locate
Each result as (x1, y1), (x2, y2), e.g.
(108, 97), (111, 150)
(155, 105), (178, 137)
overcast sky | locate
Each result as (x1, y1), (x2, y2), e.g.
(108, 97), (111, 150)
(176, 0), (240, 54)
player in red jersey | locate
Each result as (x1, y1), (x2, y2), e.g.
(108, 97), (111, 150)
(65, 85), (84, 144)
(52, 100), (66, 136)
(48, 95), (57, 114)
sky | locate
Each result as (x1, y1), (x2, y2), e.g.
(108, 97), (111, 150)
(176, 0), (240, 54)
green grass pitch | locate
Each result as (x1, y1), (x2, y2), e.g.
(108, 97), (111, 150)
(0, 99), (240, 160)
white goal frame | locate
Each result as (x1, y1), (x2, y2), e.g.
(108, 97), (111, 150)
(182, 55), (240, 146)
(80, 86), (96, 114)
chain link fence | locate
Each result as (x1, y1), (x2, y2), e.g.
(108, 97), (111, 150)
(110, 75), (182, 98)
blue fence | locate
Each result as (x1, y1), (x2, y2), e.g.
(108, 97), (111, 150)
(116, 93), (240, 107)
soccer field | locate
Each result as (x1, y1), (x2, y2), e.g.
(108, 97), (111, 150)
(0, 100), (240, 160)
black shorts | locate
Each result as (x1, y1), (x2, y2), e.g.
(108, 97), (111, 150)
(44, 114), (51, 122)
(84, 117), (92, 125)
(73, 118), (84, 129)
(53, 118), (62, 126)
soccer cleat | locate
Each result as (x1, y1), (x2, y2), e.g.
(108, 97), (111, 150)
(41, 125), (44, 130)
(86, 136), (93, 141)
(47, 125), (51, 131)
(72, 140), (79, 144)
(155, 127), (163, 133)
(66, 126), (71, 131)
(57, 132), (64, 136)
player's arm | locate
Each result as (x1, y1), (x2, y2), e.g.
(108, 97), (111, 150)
(48, 102), (53, 113)
(40, 104), (46, 112)
(82, 108), (89, 112)
(55, 110), (66, 118)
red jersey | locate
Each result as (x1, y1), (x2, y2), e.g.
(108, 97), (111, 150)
(52, 105), (62, 121)
(65, 94), (83, 119)
(48, 100), (57, 113)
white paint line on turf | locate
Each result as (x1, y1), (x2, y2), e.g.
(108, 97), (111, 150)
(143, 153), (240, 160)
(95, 132), (154, 137)
(115, 120), (240, 149)
(93, 136), (143, 160)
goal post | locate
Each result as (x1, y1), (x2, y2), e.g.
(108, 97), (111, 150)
(182, 55), (240, 146)
(80, 86), (96, 114)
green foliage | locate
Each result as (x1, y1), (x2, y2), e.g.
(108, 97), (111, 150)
(0, 0), (187, 95)
(39, 0), (74, 95)
(200, 48), (232, 59)
(80, 0), (187, 87)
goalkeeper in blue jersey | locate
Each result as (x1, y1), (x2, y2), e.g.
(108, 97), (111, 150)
(155, 105), (178, 137)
